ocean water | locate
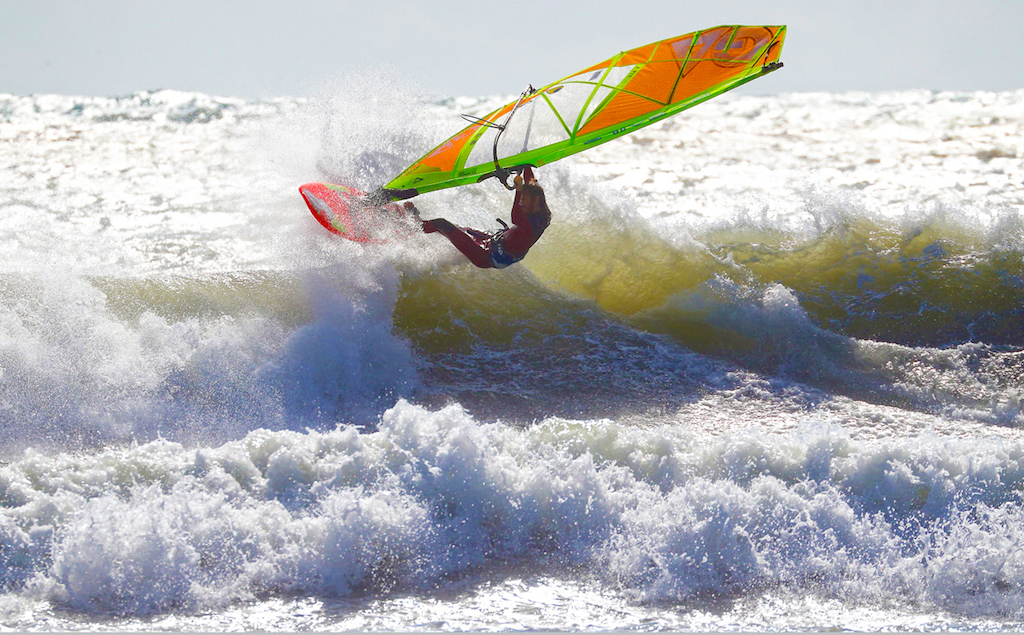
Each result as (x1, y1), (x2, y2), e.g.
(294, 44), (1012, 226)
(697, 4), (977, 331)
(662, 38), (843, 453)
(1, 76), (1023, 631)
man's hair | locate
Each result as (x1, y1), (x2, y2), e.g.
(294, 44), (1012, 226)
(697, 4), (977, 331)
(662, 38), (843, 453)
(522, 182), (551, 222)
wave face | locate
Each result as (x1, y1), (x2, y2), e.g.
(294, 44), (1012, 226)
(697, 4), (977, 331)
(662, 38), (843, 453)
(1, 83), (1023, 631)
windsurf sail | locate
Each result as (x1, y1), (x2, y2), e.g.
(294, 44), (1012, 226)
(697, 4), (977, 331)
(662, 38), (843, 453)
(376, 25), (786, 201)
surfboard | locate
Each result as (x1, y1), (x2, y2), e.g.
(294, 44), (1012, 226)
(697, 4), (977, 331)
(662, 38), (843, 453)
(299, 182), (417, 243)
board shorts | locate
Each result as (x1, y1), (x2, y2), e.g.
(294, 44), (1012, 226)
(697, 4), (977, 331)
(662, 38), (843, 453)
(488, 231), (524, 269)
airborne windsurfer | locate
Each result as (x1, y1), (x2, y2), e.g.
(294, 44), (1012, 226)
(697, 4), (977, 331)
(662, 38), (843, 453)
(410, 167), (551, 269)
(303, 28), (786, 249)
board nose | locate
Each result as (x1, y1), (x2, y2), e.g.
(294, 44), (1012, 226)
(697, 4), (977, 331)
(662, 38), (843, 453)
(299, 184), (329, 214)
(298, 183), (318, 204)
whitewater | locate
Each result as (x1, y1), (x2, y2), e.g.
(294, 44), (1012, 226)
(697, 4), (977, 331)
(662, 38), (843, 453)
(1, 76), (1023, 631)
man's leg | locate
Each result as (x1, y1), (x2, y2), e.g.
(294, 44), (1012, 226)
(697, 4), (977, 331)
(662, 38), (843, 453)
(422, 218), (494, 269)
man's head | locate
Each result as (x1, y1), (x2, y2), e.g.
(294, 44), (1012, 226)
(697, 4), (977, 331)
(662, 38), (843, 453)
(520, 181), (550, 217)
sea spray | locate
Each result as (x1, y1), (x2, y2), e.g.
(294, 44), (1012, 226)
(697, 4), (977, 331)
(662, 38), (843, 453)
(258, 256), (419, 427)
(0, 258), (418, 453)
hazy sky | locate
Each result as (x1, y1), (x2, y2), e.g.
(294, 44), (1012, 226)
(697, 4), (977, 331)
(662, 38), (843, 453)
(2, 0), (1023, 98)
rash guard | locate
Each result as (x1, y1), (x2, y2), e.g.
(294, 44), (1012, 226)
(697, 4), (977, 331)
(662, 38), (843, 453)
(495, 167), (550, 263)
(422, 167), (550, 269)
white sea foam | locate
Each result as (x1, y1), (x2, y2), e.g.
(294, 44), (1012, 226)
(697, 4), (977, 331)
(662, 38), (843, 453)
(0, 400), (1021, 627)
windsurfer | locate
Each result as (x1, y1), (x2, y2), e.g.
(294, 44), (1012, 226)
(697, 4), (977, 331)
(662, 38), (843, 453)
(409, 167), (551, 269)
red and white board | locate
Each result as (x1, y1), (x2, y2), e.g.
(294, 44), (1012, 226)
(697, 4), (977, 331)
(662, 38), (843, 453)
(299, 183), (415, 244)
